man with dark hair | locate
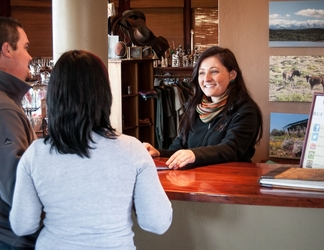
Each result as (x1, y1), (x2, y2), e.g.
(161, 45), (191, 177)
(0, 16), (38, 249)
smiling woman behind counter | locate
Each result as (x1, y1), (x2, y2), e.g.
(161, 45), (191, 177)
(144, 46), (263, 169)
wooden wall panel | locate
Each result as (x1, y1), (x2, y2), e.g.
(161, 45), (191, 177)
(11, 0), (51, 8)
(191, 0), (217, 8)
(11, 7), (53, 57)
(0, 0), (11, 16)
(8, 1), (218, 57)
(137, 8), (184, 51)
(131, 0), (183, 8)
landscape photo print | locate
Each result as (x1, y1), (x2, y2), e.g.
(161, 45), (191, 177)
(269, 0), (324, 47)
(269, 112), (309, 159)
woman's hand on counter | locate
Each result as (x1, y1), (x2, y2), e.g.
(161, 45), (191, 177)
(143, 142), (160, 158)
(166, 150), (195, 170)
(143, 142), (195, 169)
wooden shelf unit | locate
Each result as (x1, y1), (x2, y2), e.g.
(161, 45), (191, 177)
(108, 59), (155, 145)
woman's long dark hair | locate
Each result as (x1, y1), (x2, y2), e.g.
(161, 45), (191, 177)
(179, 46), (263, 144)
(44, 50), (117, 158)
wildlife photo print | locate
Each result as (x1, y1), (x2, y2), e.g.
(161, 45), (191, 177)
(269, 55), (324, 102)
(269, 0), (324, 47)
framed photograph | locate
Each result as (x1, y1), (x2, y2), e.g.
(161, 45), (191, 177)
(300, 92), (324, 168)
(269, 55), (324, 102)
(130, 46), (142, 59)
(269, 1), (324, 48)
(269, 112), (309, 160)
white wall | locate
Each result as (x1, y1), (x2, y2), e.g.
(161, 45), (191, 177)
(133, 0), (324, 249)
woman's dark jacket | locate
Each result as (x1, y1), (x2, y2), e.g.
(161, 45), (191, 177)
(159, 99), (262, 167)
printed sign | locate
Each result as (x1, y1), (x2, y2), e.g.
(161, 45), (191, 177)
(300, 92), (324, 168)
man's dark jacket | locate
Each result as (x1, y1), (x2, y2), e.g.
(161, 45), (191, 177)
(0, 70), (38, 247)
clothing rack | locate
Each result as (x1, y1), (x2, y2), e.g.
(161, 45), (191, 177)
(153, 66), (193, 79)
(154, 74), (192, 78)
(152, 67), (194, 149)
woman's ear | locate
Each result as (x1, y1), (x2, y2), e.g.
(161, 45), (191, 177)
(229, 70), (237, 80)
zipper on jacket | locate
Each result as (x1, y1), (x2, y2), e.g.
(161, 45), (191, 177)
(200, 122), (211, 145)
(195, 122), (211, 146)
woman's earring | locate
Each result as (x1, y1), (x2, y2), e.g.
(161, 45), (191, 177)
(230, 79), (235, 84)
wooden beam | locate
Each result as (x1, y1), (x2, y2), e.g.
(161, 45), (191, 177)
(183, 0), (191, 52)
(118, 0), (130, 14)
(0, 0), (11, 17)
(10, 0), (51, 8)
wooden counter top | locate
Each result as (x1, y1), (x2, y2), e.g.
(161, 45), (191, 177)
(154, 158), (324, 208)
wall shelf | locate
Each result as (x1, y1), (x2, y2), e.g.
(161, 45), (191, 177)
(108, 59), (155, 145)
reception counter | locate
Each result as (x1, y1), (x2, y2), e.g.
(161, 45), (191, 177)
(154, 158), (324, 208)
(132, 159), (324, 250)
